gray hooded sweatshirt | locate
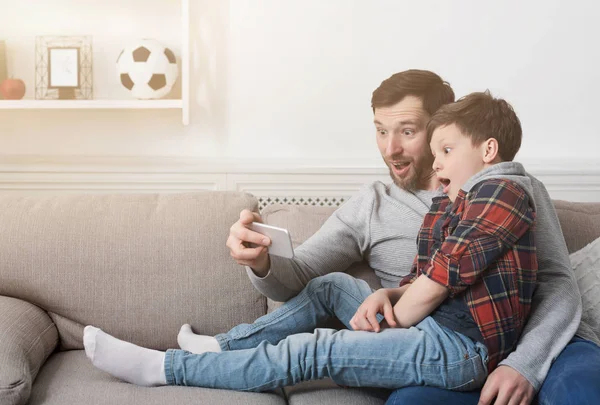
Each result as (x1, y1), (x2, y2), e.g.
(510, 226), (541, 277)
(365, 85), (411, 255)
(247, 162), (582, 391)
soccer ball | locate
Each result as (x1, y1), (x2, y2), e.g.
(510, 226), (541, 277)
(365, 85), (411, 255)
(116, 39), (178, 99)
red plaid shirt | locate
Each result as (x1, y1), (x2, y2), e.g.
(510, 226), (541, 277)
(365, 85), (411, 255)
(400, 179), (537, 371)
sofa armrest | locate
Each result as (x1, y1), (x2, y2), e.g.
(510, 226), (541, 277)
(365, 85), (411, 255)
(0, 295), (59, 405)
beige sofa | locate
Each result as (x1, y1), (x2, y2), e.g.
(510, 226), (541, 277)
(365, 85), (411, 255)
(0, 191), (599, 405)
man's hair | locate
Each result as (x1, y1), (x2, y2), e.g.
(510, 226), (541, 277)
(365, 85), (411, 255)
(371, 70), (455, 115)
(426, 91), (522, 162)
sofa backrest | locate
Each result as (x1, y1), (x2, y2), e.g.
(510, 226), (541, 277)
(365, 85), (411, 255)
(263, 199), (600, 275)
(553, 200), (600, 253)
(0, 192), (264, 351)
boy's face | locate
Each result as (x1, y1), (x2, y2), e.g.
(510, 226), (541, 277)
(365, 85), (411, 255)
(430, 124), (487, 202)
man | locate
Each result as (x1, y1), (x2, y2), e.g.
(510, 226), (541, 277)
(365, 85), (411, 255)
(223, 70), (598, 404)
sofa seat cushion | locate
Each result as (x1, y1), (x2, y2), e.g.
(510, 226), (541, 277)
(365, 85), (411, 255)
(283, 379), (389, 405)
(28, 350), (286, 405)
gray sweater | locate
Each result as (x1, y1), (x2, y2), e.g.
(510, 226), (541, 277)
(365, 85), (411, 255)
(247, 162), (582, 391)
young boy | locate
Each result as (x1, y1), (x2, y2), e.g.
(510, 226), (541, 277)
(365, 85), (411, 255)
(83, 91), (537, 392)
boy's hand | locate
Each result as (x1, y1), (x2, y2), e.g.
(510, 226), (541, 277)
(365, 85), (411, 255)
(350, 289), (397, 332)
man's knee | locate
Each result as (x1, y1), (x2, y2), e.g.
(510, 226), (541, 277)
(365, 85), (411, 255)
(386, 386), (480, 405)
(305, 272), (354, 291)
(537, 337), (600, 405)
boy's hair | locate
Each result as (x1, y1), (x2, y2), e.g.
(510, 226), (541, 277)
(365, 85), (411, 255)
(426, 90), (522, 162)
(371, 70), (455, 116)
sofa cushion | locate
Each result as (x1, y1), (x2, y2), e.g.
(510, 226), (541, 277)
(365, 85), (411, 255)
(0, 296), (58, 405)
(264, 200), (600, 255)
(552, 200), (600, 345)
(261, 204), (338, 248)
(284, 379), (389, 405)
(553, 200), (600, 253)
(570, 237), (600, 346)
(28, 350), (286, 405)
(0, 192), (265, 351)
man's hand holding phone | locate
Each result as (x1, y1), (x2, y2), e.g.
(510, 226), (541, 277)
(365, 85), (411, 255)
(248, 222), (294, 260)
(226, 209), (272, 276)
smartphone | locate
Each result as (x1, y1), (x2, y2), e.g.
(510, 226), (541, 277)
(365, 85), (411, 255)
(249, 222), (295, 259)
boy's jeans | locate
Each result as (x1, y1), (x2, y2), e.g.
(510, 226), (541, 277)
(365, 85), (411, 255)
(164, 273), (488, 392)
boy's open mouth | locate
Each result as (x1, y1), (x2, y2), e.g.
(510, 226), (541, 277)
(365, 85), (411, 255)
(439, 178), (451, 194)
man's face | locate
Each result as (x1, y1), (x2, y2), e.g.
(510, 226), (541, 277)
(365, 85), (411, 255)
(430, 124), (486, 202)
(374, 96), (436, 191)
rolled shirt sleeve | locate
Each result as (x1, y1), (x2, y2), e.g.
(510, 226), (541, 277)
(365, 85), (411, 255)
(422, 180), (536, 296)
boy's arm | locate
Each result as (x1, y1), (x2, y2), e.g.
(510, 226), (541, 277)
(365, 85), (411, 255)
(385, 286), (408, 305)
(392, 250), (446, 327)
(393, 180), (535, 329)
(393, 275), (449, 327)
(423, 180), (535, 296)
(350, 286), (409, 332)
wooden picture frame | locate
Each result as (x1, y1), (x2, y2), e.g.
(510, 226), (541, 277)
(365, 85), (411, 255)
(35, 36), (93, 100)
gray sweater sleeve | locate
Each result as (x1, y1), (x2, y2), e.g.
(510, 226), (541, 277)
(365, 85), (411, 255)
(246, 186), (374, 302)
(498, 178), (582, 391)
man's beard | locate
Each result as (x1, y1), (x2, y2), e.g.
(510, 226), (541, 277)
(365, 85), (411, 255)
(387, 155), (434, 191)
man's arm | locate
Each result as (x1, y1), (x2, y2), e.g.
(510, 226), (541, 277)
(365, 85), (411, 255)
(245, 185), (375, 302)
(491, 178), (581, 392)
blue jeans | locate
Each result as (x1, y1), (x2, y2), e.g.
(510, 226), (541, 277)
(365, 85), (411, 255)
(385, 336), (600, 405)
(164, 273), (488, 392)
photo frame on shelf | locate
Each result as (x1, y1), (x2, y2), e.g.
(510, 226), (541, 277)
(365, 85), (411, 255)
(35, 35), (93, 100)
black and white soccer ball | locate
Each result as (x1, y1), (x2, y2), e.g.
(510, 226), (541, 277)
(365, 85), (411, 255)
(116, 39), (178, 99)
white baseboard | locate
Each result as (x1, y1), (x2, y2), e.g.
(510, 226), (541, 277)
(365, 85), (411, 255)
(0, 156), (599, 202)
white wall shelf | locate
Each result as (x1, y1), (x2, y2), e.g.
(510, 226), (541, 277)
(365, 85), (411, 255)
(1, 0), (190, 125)
(0, 100), (183, 109)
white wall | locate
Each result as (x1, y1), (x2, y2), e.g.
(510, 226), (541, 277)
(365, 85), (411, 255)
(1, 0), (599, 165)
(226, 0), (600, 162)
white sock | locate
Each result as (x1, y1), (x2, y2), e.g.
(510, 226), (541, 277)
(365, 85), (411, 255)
(83, 325), (167, 386)
(177, 324), (221, 354)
